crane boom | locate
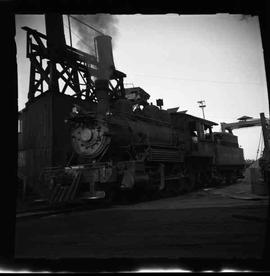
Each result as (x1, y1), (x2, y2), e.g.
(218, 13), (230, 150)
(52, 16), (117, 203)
(221, 117), (269, 132)
(221, 113), (270, 185)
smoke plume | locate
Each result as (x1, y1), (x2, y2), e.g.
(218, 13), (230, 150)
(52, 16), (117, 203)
(71, 14), (118, 53)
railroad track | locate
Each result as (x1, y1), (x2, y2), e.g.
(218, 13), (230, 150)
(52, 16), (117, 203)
(16, 200), (113, 220)
(15, 188), (185, 220)
(16, 180), (234, 220)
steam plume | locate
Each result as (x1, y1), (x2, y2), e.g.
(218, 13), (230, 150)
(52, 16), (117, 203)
(71, 14), (118, 53)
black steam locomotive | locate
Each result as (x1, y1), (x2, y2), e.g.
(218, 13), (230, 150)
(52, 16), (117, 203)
(43, 34), (245, 204)
(59, 81), (245, 202)
(18, 16), (246, 205)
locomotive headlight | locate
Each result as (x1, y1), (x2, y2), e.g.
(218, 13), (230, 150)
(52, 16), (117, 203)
(81, 128), (92, 142)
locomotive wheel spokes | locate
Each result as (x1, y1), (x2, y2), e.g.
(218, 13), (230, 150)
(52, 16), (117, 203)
(103, 188), (116, 205)
(177, 177), (189, 195)
(118, 190), (133, 205)
(225, 172), (235, 185)
(170, 178), (182, 195)
(150, 189), (162, 200)
(138, 189), (150, 202)
(186, 173), (196, 193)
(205, 171), (215, 187)
(159, 175), (185, 197)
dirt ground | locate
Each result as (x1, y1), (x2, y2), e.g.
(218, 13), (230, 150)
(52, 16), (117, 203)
(15, 178), (269, 264)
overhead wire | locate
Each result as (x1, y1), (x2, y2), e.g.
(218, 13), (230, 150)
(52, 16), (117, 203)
(131, 73), (263, 86)
(69, 15), (105, 36)
(63, 22), (95, 53)
(65, 16), (263, 87)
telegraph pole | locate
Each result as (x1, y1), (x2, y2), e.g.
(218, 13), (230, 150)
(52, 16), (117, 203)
(198, 100), (206, 119)
(260, 112), (270, 157)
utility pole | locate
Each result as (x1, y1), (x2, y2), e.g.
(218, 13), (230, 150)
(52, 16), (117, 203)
(259, 112), (270, 192)
(260, 112), (270, 153)
(197, 100), (206, 119)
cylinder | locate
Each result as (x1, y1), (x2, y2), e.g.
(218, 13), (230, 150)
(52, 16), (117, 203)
(94, 35), (115, 80)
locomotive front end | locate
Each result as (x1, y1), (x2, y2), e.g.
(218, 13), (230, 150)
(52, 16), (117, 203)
(71, 119), (111, 159)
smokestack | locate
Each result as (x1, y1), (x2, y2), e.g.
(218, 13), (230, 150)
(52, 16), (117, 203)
(94, 35), (115, 117)
(94, 35), (115, 80)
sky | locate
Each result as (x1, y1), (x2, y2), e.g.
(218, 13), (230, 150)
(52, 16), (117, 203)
(15, 14), (269, 160)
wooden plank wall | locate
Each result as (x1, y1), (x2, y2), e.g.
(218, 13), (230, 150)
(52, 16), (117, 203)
(18, 92), (96, 195)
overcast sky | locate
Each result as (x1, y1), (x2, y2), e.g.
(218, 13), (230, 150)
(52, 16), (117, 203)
(15, 14), (269, 160)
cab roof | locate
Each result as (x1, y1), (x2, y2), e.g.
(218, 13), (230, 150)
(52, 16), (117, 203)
(171, 112), (218, 126)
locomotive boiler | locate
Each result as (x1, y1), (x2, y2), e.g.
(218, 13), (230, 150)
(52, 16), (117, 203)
(71, 87), (180, 162)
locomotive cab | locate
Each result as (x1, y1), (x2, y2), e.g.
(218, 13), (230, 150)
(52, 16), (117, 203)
(186, 116), (218, 156)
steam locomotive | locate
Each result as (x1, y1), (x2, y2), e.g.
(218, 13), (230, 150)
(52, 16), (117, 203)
(59, 81), (245, 202)
(43, 34), (245, 203)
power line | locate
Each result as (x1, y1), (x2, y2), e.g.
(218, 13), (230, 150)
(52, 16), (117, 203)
(131, 73), (263, 86)
(69, 15), (105, 36)
(63, 22), (95, 53)
(197, 100), (206, 119)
